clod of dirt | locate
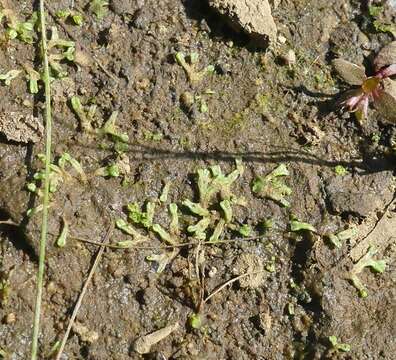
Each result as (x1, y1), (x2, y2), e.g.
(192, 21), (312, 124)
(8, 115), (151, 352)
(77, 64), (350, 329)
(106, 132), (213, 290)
(133, 322), (179, 354)
(72, 322), (99, 343)
(232, 253), (265, 288)
(208, 0), (277, 46)
(374, 41), (396, 72)
(325, 171), (394, 217)
(0, 112), (43, 143)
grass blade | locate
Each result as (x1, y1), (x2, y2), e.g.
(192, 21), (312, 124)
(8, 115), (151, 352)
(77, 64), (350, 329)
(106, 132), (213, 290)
(31, 1), (52, 359)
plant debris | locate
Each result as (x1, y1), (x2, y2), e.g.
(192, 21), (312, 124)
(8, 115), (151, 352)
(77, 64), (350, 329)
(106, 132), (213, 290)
(133, 322), (179, 354)
(348, 246), (386, 298)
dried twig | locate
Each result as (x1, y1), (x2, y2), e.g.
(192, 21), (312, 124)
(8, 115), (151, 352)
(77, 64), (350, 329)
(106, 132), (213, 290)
(204, 271), (267, 304)
(55, 223), (114, 360)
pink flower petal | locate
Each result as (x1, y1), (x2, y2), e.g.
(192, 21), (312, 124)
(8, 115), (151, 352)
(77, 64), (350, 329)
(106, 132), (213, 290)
(376, 64), (396, 79)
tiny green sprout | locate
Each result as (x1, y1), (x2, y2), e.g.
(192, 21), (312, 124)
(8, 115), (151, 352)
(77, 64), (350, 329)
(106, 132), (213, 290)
(183, 199), (210, 217)
(115, 219), (148, 244)
(220, 199), (233, 223)
(252, 164), (292, 207)
(188, 313), (202, 329)
(116, 219), (137, 236)
(199, 98), (208, 113)
(368, 5), (383, 17)
(290, 219), (316, 233)
(143, 130), (163, 142)
(152, 224), (176, 245)
(238, 224), (251, 237)
(0, 70), (21, 86)
(265, 256), (276, 273)
(27, 204), (44, 217)
(23, 64), (41, 94)
(26, 183), (37, 193)
(101, 111), (129, 143)
(115, 240), (135, 248)
(328, 336), (351, 352)
(209, 219), (225, 243)
(95, 163), (120, 178)
(106, 164), (120, 177)
(169, 203), (179, 234)
(58, 152), (86, 182)
(56, 9), (84, 26)
(326, 227), (357, 249)
(6, 13), (37, 44)
(0, 277), (10, 306)
(160, 182), (171, 203)
(334, 165), (348, 176)
(287, 302), (295, 316)
(70, 96), (93, 133)
(349, 246), (386, 298)
(187, 217), (211, 240)
(175, 51), (215, 84)
(56, 219), (68, 248)
(146, 252), (174, 273)
(90, 0), (109, 19)
(127, 202), (155, 229)
(115, 240), (136, 249)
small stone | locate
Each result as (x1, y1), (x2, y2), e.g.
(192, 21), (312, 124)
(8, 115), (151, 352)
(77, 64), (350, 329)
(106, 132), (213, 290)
(4, 313), (16, 324)
(280, 49), (296, 66)
(72, 322), (99, 343)
(180, 91), (195, 109)
(208, 0), (277, 47)
(374, 41), (396, 72)
(277, 34), (287, 44)
(208, 266), (218, 278)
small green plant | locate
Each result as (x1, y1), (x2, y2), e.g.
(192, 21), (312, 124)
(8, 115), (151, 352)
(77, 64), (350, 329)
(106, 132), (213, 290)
(325, 227), (357, 249)
(175, 52), (215, 84)
(95, 164), (120, 178)
(328, 335), (351, 352)
(5, 12), (38, 44)
(290, 218), (316, 233)
(56, 218), (68, 247)
(27, 153), (86, 216)
(70, 96), (95, 133)
(334, 165), (348, 176)
(89, 0), (109, 19)
(23, 64), (41, 94)
(183, 160), (244, 242)
(56, 9), (84, 26)
(238, 224), (251, 237)
(348, 246), (386, 298)
(48, 27), (75, 78)
(100, 111), (129, 143)
(0, 69), (21, 86)
(252, 164), (292, 207)
(188, 313), (202, 329)
(368, 5), (396, 36)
